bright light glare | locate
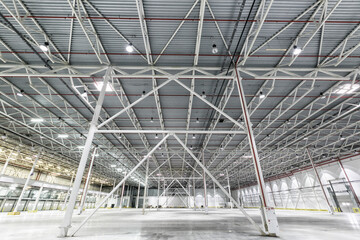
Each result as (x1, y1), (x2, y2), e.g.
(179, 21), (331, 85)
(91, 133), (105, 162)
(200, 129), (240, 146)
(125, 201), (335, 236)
(333, 84), (360, 94)
(39, 44), (48, 52)
(58, 134), (69, 138)
(94, 82), (113, 92)
(31, 118), (44, 123)
(293, 46), (302, 55)
(126, 44), (134, 53)
(111, 164), (116, 168)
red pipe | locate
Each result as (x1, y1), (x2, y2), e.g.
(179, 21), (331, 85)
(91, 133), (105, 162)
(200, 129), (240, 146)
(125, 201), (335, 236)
(3, 15), (360, 24)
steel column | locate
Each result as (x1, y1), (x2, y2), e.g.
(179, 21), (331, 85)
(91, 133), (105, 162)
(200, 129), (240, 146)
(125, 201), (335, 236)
(78, 148), (97, 214)
(202, 152), (208, 214)
(136, 182), (140, 209)
(12, 148), (42, 213)
(120, 183), (125, 209)
(62, 173), (75, 211)
(59, 68), (111, 237)
(306, 148), (334, 214)
(32, 183), (44, 211)
(226, 169), (232, 209)
(1, 149), (14, 175)
(233, 70), (278, 235)
(142, 157), (150, 215)
(338, 160), (360, 207)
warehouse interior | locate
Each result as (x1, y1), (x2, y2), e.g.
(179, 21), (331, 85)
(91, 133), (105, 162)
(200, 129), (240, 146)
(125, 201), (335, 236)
(0, 0), (360, 239)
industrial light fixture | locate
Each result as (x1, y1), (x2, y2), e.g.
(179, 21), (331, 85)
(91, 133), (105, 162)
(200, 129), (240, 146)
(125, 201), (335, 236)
(243, 155), (252, 159)
(201, 91), (206, 98)
(150, 117), (154, 123)
(303, 137), (308, 140)
(333, 84), (360, 94)
(340, 135), (345, 141)
(293, 45), (302, 55)
(196, 118), (200, 123)
(259, 91), (265, 99)
(58, 134), (69, 138)
(212, 44), (218, 54)
(117, 168), (122, 171)
(159, 145), (162, 150)
(17, 90), (24, 97)
(39, 42), (49, 52)
(320, 92), (326, 99)
(142, 90), (146, 97)
(94, 82), (112, 92)
(190, 145), (193, 150)
(220, 145), (224, 151)
(77, 146), (85, 149)
(192, 134), (196, 139)
(126, 43), (134, 53)
(31, 118), (44, 123)
(155, 134), (159, 139)
(81, 90), (87, 98)
(118, 135), (122, 139)
(286, 119), (290, 125)
(219, 173), (224, 176)
(111, 164), (116, 167)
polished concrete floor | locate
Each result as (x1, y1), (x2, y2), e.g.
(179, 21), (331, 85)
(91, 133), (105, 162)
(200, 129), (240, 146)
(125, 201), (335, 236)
(0, 208), (359, 239)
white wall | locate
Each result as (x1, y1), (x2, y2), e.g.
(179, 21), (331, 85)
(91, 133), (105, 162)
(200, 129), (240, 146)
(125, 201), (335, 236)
(234, 155), (360, 212)
(144, 188), (229, 208)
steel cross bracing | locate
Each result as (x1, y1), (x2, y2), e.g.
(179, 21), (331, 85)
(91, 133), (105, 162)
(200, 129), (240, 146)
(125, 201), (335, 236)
(65, 0), (165, 180)
(0, 0), (144, 182)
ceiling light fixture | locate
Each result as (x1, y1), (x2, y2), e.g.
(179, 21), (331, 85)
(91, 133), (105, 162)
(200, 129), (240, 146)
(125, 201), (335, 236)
(212, 44), (218, 54)
(126, 43), (134, 53)
(340, 135), (345, 141)
(155, 134), (159, 139)
(192, 134), (196, 139)
(58, 134), (69, 138)
(17, 90), (24, 97)
(39, 42), (49, 52)
(150, 117), (154, 123)
(196, 118), (199, 123)
(201, 91), (206, 98)
(293, 45), (302, 55)
(81, 90), (87, 98)
(259, 91), (265, 99)
(31, 118), (44, 123)
(320, 92), (326, 99)
(111, 164), (116, 168)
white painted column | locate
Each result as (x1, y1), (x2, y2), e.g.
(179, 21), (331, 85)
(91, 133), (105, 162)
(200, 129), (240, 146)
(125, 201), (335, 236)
(234, 71), (278, 235)
(226, 169), (232, 209)
(32, 183), (44, 211)
(306, 148), (334, 214)
(59, 68), (111, 237)
(213, 182), (217, 209)
(78, 148), (97, 214)
(1, 149), (14, 175)
(193, 178), (196, 210)
(13, 149), (42, 213)
(202, 152), (208, 214)
(120, 183), (125, 209)
(136, 181), (140, 209)
(142, 158), (149, 215)
(157, 180), (160, 211)
(62, 173), (75, 211)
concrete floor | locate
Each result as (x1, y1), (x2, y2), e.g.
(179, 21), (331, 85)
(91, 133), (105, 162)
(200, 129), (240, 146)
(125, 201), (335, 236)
(0, 208), (359, 240)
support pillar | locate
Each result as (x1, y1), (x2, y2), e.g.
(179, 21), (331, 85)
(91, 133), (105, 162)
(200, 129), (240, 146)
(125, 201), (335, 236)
(11, 148), (42, 214)
(1, 149), (15, 175)
(62, 173), (75, 211)
(306, 148), (334, 214)
(338, 159), (360, 207)
(193, 178), (196, 210)
(136, 181), (140, 209)
(213, 182), (217, 209)
(32, 183), (44, 212)
(78, 148), (97, 215)
(59, 68), (111, 237)
(202, 152), (208, 214)
(234, 70), (279, 235)
(157, 180), (160, 211)
(226, 169), (232, 209)
(142, 158), (149, 215)
(120, 182), (125, 209)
